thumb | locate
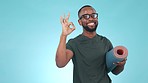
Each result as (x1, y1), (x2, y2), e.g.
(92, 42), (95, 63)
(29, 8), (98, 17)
(70, 22), (76, 32)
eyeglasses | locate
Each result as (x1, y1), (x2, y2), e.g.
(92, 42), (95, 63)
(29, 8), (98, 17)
(79, 13), (98, 20)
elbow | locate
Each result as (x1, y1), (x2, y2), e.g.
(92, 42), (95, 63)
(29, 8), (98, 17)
(55, 53), (67, 68)
(56, 63), (66, 68)
(55, 58), (66, 68)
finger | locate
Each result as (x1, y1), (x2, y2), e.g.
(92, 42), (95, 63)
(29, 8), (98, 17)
(69, 22), (75, 28)
(70, 27), (76, 31)
(65, 13), (70, 21)
(113, 61), (123, 64)
(121, 58), (127, 62)
(60, 16), (64, 24)
(64, 13), (70, 23)
(113, 63), (117, 66)
(67, 22), (72, 27)
(61, 14), (66, 23)
(68, 22), (76, 29)
(71, 22), (76, 30)
(116, 61), (126, 66)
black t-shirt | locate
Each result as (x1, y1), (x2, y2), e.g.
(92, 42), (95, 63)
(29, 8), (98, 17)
(66, 34), (113, 83)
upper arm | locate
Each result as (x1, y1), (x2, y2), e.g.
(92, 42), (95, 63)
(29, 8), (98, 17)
(64, 39), (74, 66)
(65, 49), (74, 63)
(56, 49), (73, 68)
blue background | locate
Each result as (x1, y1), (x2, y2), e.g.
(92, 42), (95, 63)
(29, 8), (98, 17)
(0, 0), (148, 83)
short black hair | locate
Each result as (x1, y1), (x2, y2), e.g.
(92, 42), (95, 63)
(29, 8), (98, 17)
(78, 5), (94, 18)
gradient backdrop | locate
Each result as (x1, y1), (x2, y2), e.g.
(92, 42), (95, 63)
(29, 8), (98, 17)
(0, 0), (148, 83)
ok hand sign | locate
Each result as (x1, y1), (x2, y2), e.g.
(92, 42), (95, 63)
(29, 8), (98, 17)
(60, 13), (76, 36)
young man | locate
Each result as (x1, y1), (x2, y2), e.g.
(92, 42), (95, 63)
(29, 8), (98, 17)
(56, 5), (127, 83)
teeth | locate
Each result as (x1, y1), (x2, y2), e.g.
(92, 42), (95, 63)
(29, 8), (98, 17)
(88, 23), (94, 26)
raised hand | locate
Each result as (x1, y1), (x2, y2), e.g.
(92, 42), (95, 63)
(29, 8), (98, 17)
(60, 13), (76, 36)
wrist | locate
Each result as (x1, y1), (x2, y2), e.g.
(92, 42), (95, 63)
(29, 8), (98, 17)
(60, 34), (67, 38)
(61, 33), (68, 37)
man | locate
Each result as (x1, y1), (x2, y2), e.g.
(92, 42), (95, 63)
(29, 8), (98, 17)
(56, 5), (127, 83)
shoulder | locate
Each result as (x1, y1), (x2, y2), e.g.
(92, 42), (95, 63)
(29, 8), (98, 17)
(96, 34), (111, 42)
(67, 34), (82, 43)
(96, 34), (113, 50)
(66, 35), (82, 51)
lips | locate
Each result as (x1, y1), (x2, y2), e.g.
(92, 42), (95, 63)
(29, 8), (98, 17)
(87, 22), (95, 26)
(87, 22), (96, 27)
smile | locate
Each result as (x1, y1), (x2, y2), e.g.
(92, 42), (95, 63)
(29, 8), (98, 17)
(87, 22), (95, 26)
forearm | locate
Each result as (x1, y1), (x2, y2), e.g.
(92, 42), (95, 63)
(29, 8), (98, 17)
(111, 65), (124, 75)
(56, 13), (75, 68)
(56, 34), (67, 68)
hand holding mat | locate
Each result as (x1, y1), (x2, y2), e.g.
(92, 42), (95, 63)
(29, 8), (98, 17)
(106, 46), (128, 73)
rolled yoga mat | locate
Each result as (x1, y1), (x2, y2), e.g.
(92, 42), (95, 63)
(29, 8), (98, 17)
(106, 46), (128, 73)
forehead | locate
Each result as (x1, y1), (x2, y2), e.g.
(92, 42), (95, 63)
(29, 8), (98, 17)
(80, 7), (96, 16)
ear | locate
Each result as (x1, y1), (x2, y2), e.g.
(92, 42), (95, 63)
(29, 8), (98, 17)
(78, 19), (82, 26)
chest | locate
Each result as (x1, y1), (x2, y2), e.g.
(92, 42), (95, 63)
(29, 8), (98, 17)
(74, 39), (108, 63)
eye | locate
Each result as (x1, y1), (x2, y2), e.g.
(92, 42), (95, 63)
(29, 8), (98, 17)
(83, 14), (90, 19)
(92, 13), (98, 18)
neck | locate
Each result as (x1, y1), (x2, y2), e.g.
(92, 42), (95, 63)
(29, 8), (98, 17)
(82, 31), (96, 38)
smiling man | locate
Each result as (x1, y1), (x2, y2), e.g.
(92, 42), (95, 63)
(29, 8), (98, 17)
(56, 5), (127, 83)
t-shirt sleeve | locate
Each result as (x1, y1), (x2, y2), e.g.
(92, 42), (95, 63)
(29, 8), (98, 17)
(106, 38), (113, 51)
(66, 39), (74, 52)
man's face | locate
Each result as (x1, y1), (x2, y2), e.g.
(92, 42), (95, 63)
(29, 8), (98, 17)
(78, 7), (98, 32)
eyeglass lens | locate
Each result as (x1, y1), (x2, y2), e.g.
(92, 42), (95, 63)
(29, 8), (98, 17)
(82, 13), (98, 19)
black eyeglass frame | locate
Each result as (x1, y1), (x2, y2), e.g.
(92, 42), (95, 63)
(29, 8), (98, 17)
(79, 13), (98, 20)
